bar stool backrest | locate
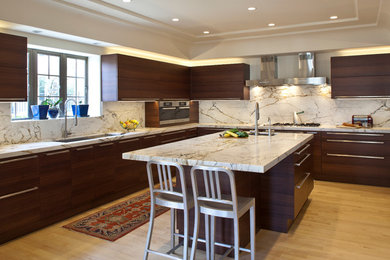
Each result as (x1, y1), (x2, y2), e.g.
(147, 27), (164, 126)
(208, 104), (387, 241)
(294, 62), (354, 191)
(190, 165), (238, 215)
(146, 160), (188, 207)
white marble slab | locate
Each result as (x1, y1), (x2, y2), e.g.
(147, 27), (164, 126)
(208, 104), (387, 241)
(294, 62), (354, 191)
(123, 132), (313, 173)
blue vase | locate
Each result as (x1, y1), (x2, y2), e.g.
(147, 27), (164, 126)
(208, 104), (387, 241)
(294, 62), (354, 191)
(72, 105), (89, 117)
(31, 105), (49, 120)
(48, 107), (59, 119)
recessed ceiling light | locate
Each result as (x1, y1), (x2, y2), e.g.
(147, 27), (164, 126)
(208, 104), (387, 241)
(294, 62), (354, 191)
(172, 18), (179, 22)
(248, 7), (256, 11)
(123, 0), (132, 3)
(203, 31), (210, 34)
(268, 23), (275, 27)
(330, 15), (338, 20)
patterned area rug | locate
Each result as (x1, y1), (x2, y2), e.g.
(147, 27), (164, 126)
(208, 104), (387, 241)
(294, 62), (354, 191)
(63, 191), (168, 241)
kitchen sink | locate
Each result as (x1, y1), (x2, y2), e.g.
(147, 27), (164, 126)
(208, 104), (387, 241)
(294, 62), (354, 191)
(249, 130), (276, 136)
(55, 133), (114, 143)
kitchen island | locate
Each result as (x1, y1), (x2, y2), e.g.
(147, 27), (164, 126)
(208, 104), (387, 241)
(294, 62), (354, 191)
(123, 132), (314, 250)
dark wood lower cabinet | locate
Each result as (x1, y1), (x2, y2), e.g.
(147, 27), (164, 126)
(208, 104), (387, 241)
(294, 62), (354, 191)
(94, 142), (116, 205)
(39, 150), (72, 224)
(116, 138), (148, 196)
(321, 132), (390, 187)
(0, 155), (40, 244)
(71, 145), (96, 214)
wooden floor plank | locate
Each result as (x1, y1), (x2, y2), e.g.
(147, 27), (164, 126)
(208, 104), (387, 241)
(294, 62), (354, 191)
(0, 181), (389, 259)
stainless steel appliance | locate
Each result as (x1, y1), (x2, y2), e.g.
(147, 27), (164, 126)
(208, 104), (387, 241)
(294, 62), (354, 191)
(159, 101), (190, 125)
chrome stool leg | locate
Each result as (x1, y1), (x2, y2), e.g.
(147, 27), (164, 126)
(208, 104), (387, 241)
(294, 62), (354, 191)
(143, 199), (155, 260)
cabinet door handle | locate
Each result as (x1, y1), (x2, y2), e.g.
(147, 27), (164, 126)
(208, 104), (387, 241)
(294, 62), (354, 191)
(98, 143), (114, 147)
(161, 107), (176, 110)
(119, 138), (140, 144)
(326, 132), (384, 137)
(0, 98), (26, 101)
(161, 130), (186, 136)
(0, 155), (38, 165)
(295, 144), (311, 155)
(0, 187), (39, 200)
(46, 150), (70, 156)
(327, 153), (385, 160)
(295, 154), (311, 167)
(305, 132), (318, 134)
(144, 135), (157, 139)
(75, 146), (93, 151)
(327, 139), (384, 144)
(296, 173), (310, 189)
(160, 137), (185, 144)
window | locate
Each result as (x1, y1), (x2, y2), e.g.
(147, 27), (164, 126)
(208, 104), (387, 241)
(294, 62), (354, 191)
(11, 49), (88, 119)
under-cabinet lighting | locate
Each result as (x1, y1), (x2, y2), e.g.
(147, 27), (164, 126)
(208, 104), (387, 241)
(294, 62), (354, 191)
(248, 7), (256, 11)
(268, 23), (275, 27)
(203, 31), (210, 34)
(330, 16), (338, 20)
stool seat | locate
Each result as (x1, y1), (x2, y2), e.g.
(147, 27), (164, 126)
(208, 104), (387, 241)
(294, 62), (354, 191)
(156, 193), (194, 210)
(199, 195), (255, 219)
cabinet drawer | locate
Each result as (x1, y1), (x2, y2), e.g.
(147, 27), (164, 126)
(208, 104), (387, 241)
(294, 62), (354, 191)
(323, 140), (390, 156)
(142, 135), (160, 148)
(322, 132), (390, 141)
(294, 172), (313, 218)
(186, 128), (198, 139)
(160, 130), (187, 144)
(0, 187), (40, 239)
(0, 155), (39, 196)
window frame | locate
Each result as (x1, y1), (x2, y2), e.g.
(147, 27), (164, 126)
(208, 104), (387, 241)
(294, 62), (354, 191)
(12, 48), (89, 120)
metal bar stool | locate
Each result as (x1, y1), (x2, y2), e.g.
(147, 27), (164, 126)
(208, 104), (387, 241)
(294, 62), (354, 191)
(144, 160), (193, 260)
(190, 165), (255, 260)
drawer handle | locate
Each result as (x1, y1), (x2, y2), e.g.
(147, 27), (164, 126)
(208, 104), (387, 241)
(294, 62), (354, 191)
(296, 173), (310, 189)
(161, 130), (186, 136)
(327, 139), (384, 144)
(0, 187), (38, 200)
(326, 132), (384, 137)
(0, 98), (26, 101)
(119, 138), (140, 144)
(0, 155), (38, 165)
(75, 146), (93, 151)
(295, 144), (311, 155)
(305, 131), (318, 134)
(161, 107), (176, 110)
(295, 153), (311, 167)
(144, 135), (157, 139)
(327, 153), (385, 160)
(98, 143), (114, 147)
(46, 150), (70, 156)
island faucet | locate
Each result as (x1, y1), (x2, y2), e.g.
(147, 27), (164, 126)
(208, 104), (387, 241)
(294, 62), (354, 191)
(64, 99), (78, 138)
(293, 111), (304, 125)
(255, 102), (259, 137)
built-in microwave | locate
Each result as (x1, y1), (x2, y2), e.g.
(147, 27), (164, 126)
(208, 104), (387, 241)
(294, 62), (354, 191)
(159, 101), (190, 125)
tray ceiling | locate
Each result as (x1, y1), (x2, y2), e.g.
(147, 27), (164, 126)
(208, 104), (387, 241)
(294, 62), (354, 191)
(55, 0), (382, 42)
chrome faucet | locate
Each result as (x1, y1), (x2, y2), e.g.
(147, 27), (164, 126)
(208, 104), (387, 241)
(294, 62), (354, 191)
(268, 117), (272, 137)
(255, 102), (259, 137)
(293, 111), (304, 125)
(64, 99), (78, 138)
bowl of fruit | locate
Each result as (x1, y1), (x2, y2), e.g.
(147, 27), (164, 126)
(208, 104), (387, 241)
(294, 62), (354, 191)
(120, 119), (140, 131)
(220, 128), (249, 138)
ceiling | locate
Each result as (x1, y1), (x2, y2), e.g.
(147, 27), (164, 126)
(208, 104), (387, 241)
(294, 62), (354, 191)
(55, 0), (382, 42)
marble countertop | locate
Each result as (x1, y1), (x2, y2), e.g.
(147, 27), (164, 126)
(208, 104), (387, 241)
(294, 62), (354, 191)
(1, 122), (389, 161)
(123, 132), (313, 173)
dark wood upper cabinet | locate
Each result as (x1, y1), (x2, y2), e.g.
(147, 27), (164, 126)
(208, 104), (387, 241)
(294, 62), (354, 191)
(190, 63), (250, 100)
(101, 54), (190, 101)
(331, 54), (390, 98)
(0, 32), (27, 102)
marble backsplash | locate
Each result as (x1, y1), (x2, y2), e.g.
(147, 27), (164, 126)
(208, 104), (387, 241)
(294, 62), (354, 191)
(199, 85), (390, 127)
(0, 102), (145, 144)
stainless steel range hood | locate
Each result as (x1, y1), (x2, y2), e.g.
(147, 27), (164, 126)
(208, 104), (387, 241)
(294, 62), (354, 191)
(246, 52), (327, 86)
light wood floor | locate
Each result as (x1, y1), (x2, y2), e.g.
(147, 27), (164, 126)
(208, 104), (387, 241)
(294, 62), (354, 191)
(1, 181), (390, 260)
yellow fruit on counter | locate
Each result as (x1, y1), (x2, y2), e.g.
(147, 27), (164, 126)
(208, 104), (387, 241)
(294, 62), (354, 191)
(226, 131), (238, 138)
(224, 133), (230, 138)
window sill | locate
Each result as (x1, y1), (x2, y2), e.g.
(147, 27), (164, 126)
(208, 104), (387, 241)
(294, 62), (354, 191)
(11, 115), (103, 122)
